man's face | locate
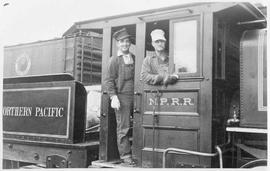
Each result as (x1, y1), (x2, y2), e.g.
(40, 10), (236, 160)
(117, 38), (131, 53)
(152, 39), (166, 52)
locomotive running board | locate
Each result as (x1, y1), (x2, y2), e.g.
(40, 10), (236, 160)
(90, 160), (136, 168)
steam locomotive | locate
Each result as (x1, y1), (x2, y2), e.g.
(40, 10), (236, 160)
(2, 2), (267, 168)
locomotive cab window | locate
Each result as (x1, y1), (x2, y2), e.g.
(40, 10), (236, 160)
(144, 17), (201, 77)
(170, 16), (201, 76)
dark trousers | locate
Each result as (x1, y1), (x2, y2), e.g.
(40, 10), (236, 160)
(115, 94), (133, 159)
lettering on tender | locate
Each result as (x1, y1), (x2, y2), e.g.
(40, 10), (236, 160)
(3, 106), (64, 118)
(35, 107), (64, 117)
(3, 107), (32, 116)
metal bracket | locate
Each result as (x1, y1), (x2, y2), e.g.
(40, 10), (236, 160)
(46, 155), (69, 168)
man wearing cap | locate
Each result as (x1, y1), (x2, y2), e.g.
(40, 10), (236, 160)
(105, 28), (136, 165)
(141, 29), (178, 86)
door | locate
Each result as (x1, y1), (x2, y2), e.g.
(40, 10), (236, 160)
(133, 13), (214, 168)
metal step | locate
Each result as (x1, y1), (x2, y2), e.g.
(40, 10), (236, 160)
(90, 160), (136, 168)
(20, 164), (46, 169)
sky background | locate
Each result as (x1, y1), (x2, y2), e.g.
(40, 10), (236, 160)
(0, 0), (267, 46)
(0, 0), (267, 83)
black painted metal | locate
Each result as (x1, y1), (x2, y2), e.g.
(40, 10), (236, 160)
(3, 74), (86, 144)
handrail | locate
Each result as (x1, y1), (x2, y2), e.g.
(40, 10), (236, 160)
(162, 141), (232, 168)
(215, 146), (223, 168)
(162, 148), (218, 168)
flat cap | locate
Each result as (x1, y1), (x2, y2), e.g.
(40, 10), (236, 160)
(113, 28), (131, 41)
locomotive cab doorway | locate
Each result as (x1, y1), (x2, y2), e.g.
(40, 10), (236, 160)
(99, 24), (137, 161)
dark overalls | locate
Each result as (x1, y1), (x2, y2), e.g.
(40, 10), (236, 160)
(105, 53), (135, 159)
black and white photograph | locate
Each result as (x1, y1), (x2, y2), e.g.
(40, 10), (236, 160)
(0, 0), (268, 169)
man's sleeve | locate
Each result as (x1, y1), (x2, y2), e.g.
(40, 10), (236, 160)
(104, 56), (118, 97)
(140, 57), (164, 85)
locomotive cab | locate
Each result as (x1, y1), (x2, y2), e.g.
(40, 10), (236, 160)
(63, 2), (267, 168)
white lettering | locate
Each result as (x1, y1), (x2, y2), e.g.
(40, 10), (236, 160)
(183, 98), (194, 106)
(3, 106), (65, 118)
(35, 107), (64, 117)
(149, 98), (157, 106)
(3, 107), (32, 116)
(160, 98), (168, 106)
(58, 108), (64, 117)
(171, 98), (180, 106)
(35, 107), (40, 116)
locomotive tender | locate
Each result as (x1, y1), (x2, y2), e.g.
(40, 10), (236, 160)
(2, 2), (267, 168)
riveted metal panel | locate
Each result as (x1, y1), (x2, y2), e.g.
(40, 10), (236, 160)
(240, 29), (267, 128)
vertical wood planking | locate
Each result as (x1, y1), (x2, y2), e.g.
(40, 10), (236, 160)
(99, 27), (112, 161)
(199, 12), (213, 166)
(133, 21), (146, 166)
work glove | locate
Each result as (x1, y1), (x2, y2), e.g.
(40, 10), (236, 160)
(163, 74), (179, 86)
(111, 95), (120, 110)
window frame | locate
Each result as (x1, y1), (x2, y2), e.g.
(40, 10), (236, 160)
(169, 14), (203, 78)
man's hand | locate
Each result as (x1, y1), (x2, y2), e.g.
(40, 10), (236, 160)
(111, 95), (120, 110)
(153, 74), (164, 84)
(164, 74), (179, 86)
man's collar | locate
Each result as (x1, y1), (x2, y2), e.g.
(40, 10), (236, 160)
(151, 52), (168, 60)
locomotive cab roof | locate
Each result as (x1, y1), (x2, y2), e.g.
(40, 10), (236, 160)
(63, 2), (266, 36)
